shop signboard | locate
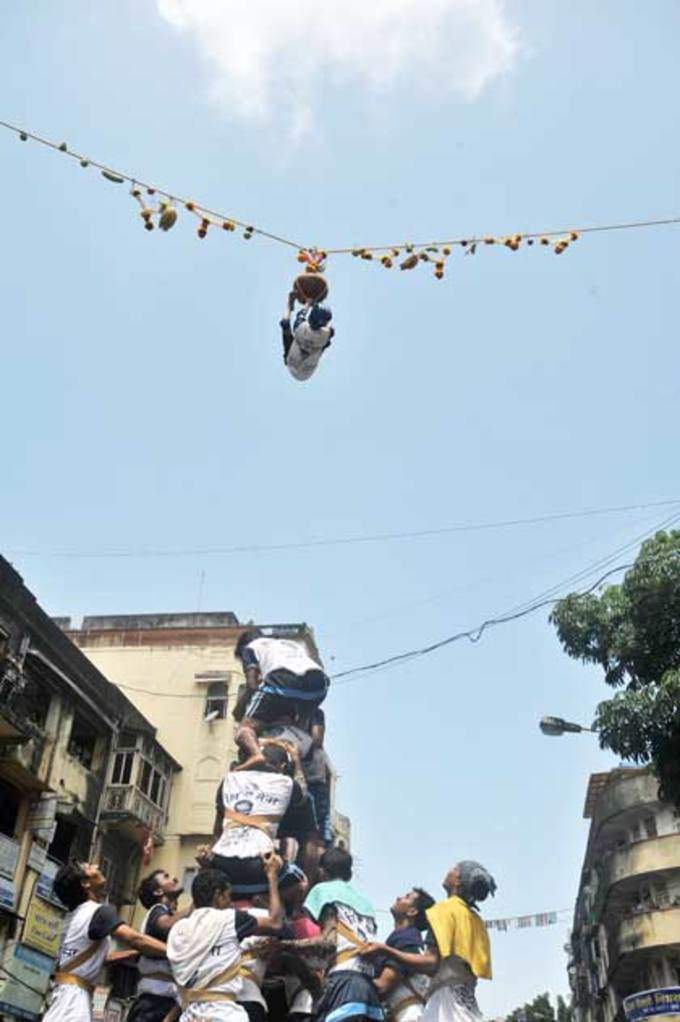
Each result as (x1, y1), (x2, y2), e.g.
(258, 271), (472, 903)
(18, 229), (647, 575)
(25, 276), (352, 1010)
(92, 986), (111, 1020)
(0, 833), (19, 878)
(0, 874), (15, 911)
(625, 988), (680, 1022)
(23, 897), (64, 958)
(105, 1000), (124, 1022)
(0, 943), (53, 1021)
(35, 856), (66, 908)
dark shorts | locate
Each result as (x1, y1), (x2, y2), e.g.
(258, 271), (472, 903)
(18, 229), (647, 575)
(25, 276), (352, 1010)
(308, 782), (332, 845)
(313, 972), (383, 1022)
(127, 993), (177, 1022)
(211, 852), (269, 894)
(278, 792), (317, 842)
(245, 670), (329, 723)
(241, 1002), (268, 1022)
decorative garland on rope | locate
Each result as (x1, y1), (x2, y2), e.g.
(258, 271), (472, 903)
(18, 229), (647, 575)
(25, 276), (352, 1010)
(2, 119), (679, 282)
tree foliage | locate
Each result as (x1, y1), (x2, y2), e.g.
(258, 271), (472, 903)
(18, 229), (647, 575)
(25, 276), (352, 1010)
(551, 530), (680, 803)
(506, 992), (573, 1022)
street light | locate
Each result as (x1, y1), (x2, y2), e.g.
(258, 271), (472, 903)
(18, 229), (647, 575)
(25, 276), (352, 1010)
(539, 715), (596, 737)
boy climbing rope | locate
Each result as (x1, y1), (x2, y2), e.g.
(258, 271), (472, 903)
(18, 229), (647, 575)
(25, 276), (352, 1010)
(280, 272), (334, 382)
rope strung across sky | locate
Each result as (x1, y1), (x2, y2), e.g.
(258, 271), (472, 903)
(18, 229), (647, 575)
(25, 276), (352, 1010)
(2, 118), (679, 282)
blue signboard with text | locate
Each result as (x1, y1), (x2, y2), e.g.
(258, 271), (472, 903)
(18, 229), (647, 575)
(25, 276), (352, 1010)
(625, 989), (680, 1022)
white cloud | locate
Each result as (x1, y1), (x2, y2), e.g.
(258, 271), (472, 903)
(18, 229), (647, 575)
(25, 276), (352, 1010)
(157, 0), (520, 132)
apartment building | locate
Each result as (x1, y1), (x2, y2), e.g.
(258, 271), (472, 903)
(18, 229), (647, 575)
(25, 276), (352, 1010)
(0, 557), (178, 1021)
(569, 768), (680, 1022)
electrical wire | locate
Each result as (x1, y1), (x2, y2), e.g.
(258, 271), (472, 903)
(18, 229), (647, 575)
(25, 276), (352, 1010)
(7, 498), (680, 559)
(330, 510), (680, 682)
(1, 118), (679, 257)
(92, 512), (680, 698)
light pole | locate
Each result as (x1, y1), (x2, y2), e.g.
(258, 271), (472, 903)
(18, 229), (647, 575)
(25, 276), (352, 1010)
(539, 715), (597, 737)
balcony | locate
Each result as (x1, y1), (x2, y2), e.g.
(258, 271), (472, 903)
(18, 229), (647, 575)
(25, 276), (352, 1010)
(0, 663), (39, 742)
(0, 667), (48, 789)
(616, 906), (680, 958)
(602, 834), (680, 892)
(101, 784), (166, 839)
(591, 772), (661, 832)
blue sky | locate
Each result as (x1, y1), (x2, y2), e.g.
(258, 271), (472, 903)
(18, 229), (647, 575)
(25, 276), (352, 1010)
(2, 1), (680, 1013)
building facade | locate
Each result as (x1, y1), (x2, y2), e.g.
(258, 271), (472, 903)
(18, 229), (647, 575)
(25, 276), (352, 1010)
(66, 612), (349, 917)
(569, 768), (680, 1022)
(0, 557), (178, 1022)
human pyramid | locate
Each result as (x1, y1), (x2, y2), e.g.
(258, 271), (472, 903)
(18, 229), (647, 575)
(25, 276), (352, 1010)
(43, 630), (497, 1022)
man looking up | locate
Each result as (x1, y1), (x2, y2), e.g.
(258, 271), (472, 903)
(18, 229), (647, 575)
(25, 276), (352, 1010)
(126, 869), (188, 1022)
(373, 889), (435, 1022)
(43, 861), (168, 1022)
(360, 861), (497, 1022)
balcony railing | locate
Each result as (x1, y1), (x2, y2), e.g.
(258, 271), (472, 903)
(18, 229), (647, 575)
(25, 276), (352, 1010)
(102, 784), (166, 835)
(615, 905), (680, 959)
(0, 664), (42, 743)
(603, 833), (680, 890)
(590, 772), (661, 833)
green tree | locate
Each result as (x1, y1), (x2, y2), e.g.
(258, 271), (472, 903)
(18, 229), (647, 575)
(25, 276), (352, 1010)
(556, 994), (573, 1022)
(551, 530), (680, 803)
(506, 992), (572, 1022)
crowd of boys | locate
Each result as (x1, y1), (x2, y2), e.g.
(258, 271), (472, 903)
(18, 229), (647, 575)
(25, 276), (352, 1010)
(42, 630), (497, 1022)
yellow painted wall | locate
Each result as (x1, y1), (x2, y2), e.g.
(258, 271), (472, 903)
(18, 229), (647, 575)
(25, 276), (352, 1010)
(78, 640), (241, 916)
(616, 906), (680, 957)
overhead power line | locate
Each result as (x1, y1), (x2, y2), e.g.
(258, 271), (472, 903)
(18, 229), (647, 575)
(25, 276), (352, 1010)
(7, 497), (680, 559)
(97, 511), (680, 699)
(330, 509), (680, 683)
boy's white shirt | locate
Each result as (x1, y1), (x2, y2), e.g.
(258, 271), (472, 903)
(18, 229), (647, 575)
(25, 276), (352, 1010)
(167, 907), (243, 992)
(284, 304), (332, 381)
(238, 906), (269, 1009)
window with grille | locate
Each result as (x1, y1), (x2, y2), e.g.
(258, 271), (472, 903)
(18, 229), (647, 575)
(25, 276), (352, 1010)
(644, 815), (658, 839)
(655, 880), (670, 908)
(205, 681), (228, 720)
(117, 731), (137, 750)
(138, 757), (169, 809)
(111, 751), (134, 785)
(182, 866), (198, 894)
(67, 713), (98, 770)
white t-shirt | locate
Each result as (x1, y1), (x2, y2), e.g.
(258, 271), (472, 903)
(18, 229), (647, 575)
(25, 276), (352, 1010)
(329, 903), (378, 978)
(384, 971), (430, 1022)
(261, 723), (314, 761)
(284, 975), (314, 1016)
(212, 770), (294, 859)
(169, 908), (255, 1022)
(57, 901), (113, 982)
(138, 903), (176, 1000)
(43, 901), (116, 1022)
(238, 907), (269, 1010)
(247, 638), (322, 681)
